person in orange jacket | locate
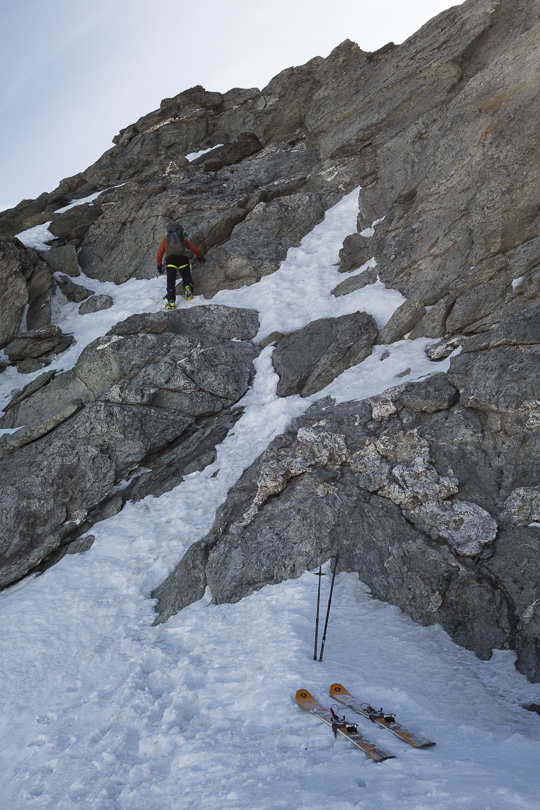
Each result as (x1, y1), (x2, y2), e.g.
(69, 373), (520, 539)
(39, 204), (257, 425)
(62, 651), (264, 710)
(156, 217), (206, 308)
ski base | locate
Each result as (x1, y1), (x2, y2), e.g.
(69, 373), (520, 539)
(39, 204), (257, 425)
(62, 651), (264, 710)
(329, 683), (435, 748)
(296, 689), (395, 762)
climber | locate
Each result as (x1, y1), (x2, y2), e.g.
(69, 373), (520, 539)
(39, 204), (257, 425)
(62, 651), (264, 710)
(156, 216), (206, 309)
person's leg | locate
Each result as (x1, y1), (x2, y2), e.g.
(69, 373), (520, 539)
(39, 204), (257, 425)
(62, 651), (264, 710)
(178, 261), (193, 292)
(165, 255), (191, 304)
(166, 262), (178, 302)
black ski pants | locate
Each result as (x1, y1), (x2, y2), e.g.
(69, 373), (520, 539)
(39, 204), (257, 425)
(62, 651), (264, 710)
(165, 254), (193, 301)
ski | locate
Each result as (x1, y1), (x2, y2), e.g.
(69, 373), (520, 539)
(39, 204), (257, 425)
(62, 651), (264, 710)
(295, 689), (395, 762)
(329, 683), (435, 749)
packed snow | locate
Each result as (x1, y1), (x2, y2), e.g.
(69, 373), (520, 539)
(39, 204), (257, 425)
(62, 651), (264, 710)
(12, 187), (124, 252)
(186, 145), (225, 162)
(1, 190), (539, 809)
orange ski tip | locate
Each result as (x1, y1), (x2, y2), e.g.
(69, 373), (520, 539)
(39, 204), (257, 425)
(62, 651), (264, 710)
(296, 688), (312, 700)
(330, 683), (347, 695)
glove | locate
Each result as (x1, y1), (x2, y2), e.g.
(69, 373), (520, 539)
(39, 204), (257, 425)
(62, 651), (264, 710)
(198, 256), (207, 264)
(157, 266), (164, 276)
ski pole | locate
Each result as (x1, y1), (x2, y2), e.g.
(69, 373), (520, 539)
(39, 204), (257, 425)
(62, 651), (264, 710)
(319, 554), (338, 663)
(313, 566), (325, 660)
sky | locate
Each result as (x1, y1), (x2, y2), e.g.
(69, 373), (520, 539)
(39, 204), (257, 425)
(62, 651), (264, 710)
(0, 0), (464, 210)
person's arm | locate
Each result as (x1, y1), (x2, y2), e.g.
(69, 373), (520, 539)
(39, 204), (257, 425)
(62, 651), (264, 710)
(156, 238), (167, 270)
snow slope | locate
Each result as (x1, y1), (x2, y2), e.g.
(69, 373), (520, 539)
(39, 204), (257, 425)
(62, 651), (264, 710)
(1, 190), (539, 810)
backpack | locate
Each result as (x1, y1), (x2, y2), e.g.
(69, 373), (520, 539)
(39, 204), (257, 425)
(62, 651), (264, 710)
(166, 222), (187, 255)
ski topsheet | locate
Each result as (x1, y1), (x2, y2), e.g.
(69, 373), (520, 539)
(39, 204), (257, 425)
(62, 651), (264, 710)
(329, 683), (435, 748)
(295, 689), (394, 762)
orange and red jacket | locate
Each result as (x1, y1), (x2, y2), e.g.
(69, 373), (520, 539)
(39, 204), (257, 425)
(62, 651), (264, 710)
(156, 237), (203, 268)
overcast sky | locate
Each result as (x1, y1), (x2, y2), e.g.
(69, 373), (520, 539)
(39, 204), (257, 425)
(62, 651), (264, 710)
(0, 0), (464, 209)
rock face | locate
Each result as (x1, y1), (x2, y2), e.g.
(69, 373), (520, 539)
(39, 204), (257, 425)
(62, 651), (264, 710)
(0, 240), (76, 370)
(154, 363), (539, 677)
(0, 242), (29, 346)
(0, 306), (259, 588)
(360, 1), (540, 332)
(0, 0), (539, 680)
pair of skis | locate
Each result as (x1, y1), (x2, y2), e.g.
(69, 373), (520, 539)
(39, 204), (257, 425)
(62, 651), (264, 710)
(296, 683), (435, 762)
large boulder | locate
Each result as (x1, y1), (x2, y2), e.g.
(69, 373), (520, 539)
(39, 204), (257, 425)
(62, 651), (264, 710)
(0, 241), (54, 347)
(40, 244), (80, 276)
(201, 191), (327, 295)
(332, 266), (378, 297)
(272, 312), (379, 397)
(0, 305), (260, 587)
(3, 325), (62, 360)
(153, 380), (539, 679)
(0, 400), (191, 588)
(48, 202), (102, 242)
(0, 242), (28, 347)
(376, 299), (426, 345)
(2, 326), (69, 374)
(56, 275), (93, 303)
(447, 344), (540, 416)
(78, 294), (113, 314)
(338, 233), (374, 273)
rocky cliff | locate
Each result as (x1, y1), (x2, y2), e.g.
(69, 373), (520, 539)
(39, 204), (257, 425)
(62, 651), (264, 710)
(0, 0), (539, 680)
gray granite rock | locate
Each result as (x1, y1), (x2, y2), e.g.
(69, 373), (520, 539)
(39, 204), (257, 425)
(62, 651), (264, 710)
(338, 233), (374, 273)
(204, 192), (327, 295)
(332, 266), (378, 297)
(3, 325), (64, 361)
(409, 296), (455, 339)
(152, 396), (517, 667)
(40, 244), (80, 276)
(272, 312), (379, 397)
(56, 275), (93, 303)
(78, 294), (113, 314)
(399, 374), (459, 414)
(0, 305), (259, 586)
(447, 345), (540, 415)
(48, 202), (102, 241)
(0, 401), (83, 460)
(377, 299), (426, 345)
(0, 242), (30, 347)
